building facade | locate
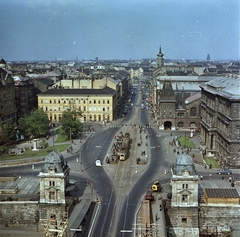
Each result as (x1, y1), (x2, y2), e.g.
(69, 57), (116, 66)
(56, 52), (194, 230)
(200, 74), (240, 168)
(152, 80), (201, 130)
(0, 67), (16, 124)
(39, 150), (70, 236)
(38, 87), (118, 125)
(166, 151), (240, 237)
(14, 78), (37, 120)
(168, 152), (199, 237)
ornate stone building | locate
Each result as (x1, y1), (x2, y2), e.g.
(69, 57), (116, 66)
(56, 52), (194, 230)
(150, 47), (212, 131)
(166, 151), (240, 237)
(153, 80), (201, 130)
(38, 150), (70, 236)
(168, 152), (199, 237)
(200, 74), (240, 168)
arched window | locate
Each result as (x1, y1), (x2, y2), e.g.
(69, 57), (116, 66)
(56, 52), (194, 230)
(178, 122), (184, 127)
(190, 107), (196, 117)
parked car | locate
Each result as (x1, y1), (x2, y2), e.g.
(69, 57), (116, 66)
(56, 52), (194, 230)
(145, 190), (154, 201)
(95, 159), (101, 167)
(216, 168), (232, 175)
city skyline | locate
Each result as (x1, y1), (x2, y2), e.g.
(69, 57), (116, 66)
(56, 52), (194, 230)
(0, 0), (239, 61)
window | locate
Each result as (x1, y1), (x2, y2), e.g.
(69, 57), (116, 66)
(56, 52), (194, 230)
(182, 184), (188, 189)
(41, 99), (43, 103)
(98, 100), (100, 104)
(177, 112), (184, 117)
(54, 99), (56, 103)
(182, 195), (187, 201)
(103, 100), (105, 104)
(49, 181), (55, 186)
(190, 107), (196, 117)
(49, 191), (55, 200)
(107, 99), (109, 104)
(50, 100), (52, 104)
(182, 218), (187, 223)
(94, 99), (96, 104)
(103, 108), (105, 111)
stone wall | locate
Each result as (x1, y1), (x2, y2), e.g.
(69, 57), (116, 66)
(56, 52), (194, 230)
(199, 205), (240, 236)
(0, 201), (39, 231)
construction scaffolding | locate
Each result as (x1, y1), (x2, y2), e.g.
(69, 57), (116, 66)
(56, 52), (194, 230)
(43, 212), (69, 237)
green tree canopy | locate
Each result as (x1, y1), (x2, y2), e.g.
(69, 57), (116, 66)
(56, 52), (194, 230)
(61, 108), (83, 138)
(18, 109), (49, 137)
(0, 118), (16, 144)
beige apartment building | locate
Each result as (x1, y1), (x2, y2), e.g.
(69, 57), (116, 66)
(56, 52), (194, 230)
(38, 87), (118, 125)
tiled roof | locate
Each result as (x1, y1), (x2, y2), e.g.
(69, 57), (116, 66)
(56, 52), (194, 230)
(39, 86), (115, 96)
(205, 188), (239, 199)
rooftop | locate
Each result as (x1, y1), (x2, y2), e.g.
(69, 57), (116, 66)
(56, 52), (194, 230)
(205, 188), (239, 199)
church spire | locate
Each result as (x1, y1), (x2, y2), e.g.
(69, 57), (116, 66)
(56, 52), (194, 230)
(156, 45), (164, 68)
(157, 46), (164, 57)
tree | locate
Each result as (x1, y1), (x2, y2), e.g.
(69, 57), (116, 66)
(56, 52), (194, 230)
(39, 138), (49, 149)
(18, 109), (49, 137)
(61, 108), (83, 139)
(0, 118), (16, 143)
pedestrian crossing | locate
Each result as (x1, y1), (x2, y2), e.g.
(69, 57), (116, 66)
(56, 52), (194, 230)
(108, 125), (153, 128)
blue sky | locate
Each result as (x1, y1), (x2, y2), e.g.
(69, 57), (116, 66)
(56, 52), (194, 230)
(0, 0), (239, 61)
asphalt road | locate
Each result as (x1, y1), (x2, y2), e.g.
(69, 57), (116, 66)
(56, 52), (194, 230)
(1, 84), (239, 237)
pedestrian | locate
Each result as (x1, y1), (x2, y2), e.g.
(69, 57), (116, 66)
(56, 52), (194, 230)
(155, 213), (158, 222)
(222, 176), (225, 181)
(229, 177), (232, 183)
(209, 174), (212, 179)
(200, 175), (203, 180)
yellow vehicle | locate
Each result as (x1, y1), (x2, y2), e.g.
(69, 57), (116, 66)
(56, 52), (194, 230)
(151, 181), (161, 192)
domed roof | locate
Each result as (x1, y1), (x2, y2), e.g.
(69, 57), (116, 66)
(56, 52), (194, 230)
(42, 149), (68, 173)
(176, 151), (194, 165)
(173, 151), (197, 176)
(45, 149), (64, 163)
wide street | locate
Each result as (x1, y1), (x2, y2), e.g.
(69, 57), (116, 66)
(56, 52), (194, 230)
(0, 85), (239, 237)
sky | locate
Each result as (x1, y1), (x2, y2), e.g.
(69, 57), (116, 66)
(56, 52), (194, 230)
(0, 0), (239, 61)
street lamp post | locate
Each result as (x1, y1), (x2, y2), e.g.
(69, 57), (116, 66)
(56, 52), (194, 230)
(70, 127), (72, 154)
(79, 146), (82, 173)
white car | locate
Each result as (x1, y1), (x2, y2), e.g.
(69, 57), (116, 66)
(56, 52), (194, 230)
(95, 159), (101, 167)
